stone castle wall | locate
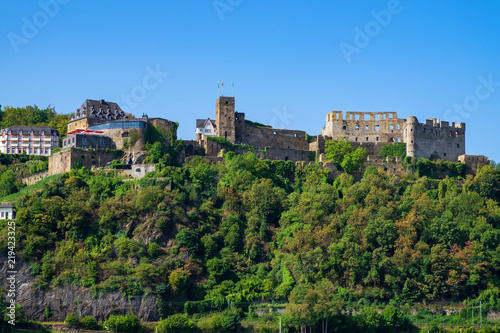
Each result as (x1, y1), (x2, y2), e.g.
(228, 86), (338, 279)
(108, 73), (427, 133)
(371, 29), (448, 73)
(22, 172), (49, 185)
(405, 117), (465, 162)
(234, 112), (309, 151)
(49, 148), (117, 175)
(458, 154), (490, 175)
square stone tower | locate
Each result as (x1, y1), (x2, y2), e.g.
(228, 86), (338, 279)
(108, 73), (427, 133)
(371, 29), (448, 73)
(216, 96), (236, 143)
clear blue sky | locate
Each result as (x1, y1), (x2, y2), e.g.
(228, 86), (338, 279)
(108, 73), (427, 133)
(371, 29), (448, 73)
(1, 1), (499, 162)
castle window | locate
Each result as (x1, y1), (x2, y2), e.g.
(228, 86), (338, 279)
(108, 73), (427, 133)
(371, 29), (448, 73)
(355, 125), (359, 130)
(273, 131), (277, 135)
(382, 114), (386, 120)
(376, 137), (379, 141)
(444, 153), (447, 157)
(294, 133), (297, 138)
(429, 141), (433, 145)
(455, 131), (459, 137)
(366, 137), (369, 141)
(389, 114), (393, 119)
(390, 138), (395, 142)
(285, 157), (288, 161)
(375, 125), (380, 130)
(455, 143), (460, 148)
(342, 126), (346, 130)
(397, 138), (401, 142)
(421, 140), (425, 144)
(365, 125), (369, 130)
(423, 128), (426, 133)
(225, 101), (229, 104)
(364, 114), (370, 121)
(355, 114), (359, 120)
(355, 137), (358, 141)
(375, 114), (380, 121)
(447, 143), (451, 147)
(389, 125), (393, 130)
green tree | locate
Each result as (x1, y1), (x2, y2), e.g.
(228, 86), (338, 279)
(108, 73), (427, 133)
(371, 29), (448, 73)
(0, 170), (18, 197)
(157, 313), (197, 333)
(325, 138), (367, 173)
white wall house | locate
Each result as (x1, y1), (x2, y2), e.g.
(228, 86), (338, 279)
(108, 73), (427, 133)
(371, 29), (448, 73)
(0, 126), (59, 156)
(0, 204), (15, 219)
(195, 118), (217, 136)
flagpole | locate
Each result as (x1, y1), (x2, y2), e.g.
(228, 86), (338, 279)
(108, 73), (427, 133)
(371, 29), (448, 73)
(222, 81), (224, 96)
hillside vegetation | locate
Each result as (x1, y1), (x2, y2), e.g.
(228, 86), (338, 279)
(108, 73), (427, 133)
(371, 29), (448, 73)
(0, 152), (500, 332)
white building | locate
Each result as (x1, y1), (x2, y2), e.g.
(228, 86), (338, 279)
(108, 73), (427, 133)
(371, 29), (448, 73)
(0, 126), (59, 156)
(0, 204), (15, 220)
(195, 118), (217, 136)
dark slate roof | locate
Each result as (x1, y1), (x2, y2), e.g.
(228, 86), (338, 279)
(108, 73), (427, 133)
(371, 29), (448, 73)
(72, 99), (129, 121)
(1, 126), (59, 136)
(0, 204), (14, 208)
(196, 118), (216, 128)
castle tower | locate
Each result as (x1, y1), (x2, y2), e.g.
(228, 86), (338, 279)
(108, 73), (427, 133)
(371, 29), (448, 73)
(215, 96), (236, 143)
(404, 116), (418, 158)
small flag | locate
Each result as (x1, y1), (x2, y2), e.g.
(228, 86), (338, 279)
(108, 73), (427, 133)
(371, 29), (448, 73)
(218, 81), (220, 88)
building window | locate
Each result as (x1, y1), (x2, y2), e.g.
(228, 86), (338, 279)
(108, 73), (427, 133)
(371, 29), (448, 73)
(421, 140), (425, 144)
(429, 141), (433, 145)
(375, 125), (380, 131)
(436, 142), (441, 146)
(447, 143), (451, 147)
(456, 143), (460, 148)
(1, 212), (4, 218)
(82, 137), (87, 143)
(7, 148), (10, 153)
(342, 126), (346, 130)
(355, 125), (359, 130)
(34, 148), (37, 154)
(365, 125), (369, 130)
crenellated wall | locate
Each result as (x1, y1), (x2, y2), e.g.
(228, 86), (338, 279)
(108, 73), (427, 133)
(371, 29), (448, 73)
(322, 111), (405, 144)
(404, 117), (465, 162)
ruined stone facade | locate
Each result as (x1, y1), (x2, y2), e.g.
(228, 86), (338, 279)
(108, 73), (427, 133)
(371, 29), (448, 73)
(195, 97), (472, 164)
(322, 111), (405, 144)
(458, 154), (490, 175)
(404, 117), (465, 162)
(322, 111), (466, 162)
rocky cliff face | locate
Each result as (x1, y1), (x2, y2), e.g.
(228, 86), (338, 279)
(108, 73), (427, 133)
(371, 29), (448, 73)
(0, 254), (159, 322)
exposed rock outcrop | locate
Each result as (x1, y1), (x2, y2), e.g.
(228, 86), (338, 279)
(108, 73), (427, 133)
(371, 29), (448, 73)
(0, 254), (159, 322)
